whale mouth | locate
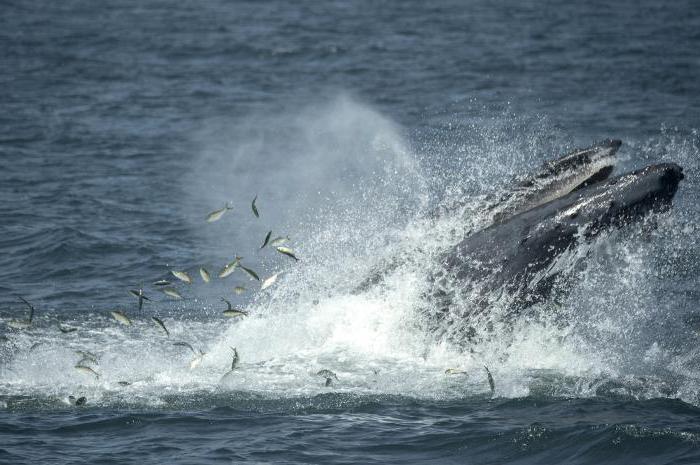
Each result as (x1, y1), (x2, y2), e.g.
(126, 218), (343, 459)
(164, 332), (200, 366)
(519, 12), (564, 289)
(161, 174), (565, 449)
(572, 164), (614, 192)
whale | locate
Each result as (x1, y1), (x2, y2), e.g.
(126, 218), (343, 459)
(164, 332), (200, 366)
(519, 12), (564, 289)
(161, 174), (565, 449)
(426, 162), (684, 342)
(355, 139), (622, 293)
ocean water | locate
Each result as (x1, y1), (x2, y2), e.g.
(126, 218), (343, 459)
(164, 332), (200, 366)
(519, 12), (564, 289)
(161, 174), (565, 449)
(1, 0), (700, 463)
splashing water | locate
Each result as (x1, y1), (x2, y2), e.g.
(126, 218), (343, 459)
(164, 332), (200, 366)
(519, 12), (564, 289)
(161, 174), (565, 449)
(2, 99), (699, 409)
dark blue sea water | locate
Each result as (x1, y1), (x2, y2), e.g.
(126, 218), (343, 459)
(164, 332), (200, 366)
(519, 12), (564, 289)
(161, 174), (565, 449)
(2, 0), (700, 463)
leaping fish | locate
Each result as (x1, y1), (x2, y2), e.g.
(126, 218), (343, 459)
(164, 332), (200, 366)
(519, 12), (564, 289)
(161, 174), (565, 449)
(75, 365), (100, 379)
(129, 288), (150, 311)
(206, 203), (232, 223)
(162, 287), (183, 300)
(260, 231), (272, 249)
(275, 246), (299, 261)
(239, 264), (260, 281)
(251, 195), (259, 218)
(261, 272), (281, 290)
(219, 257), (242, 278)
(484, 365), (495, 397)
(221, 298), (248, 318)
(173, 341), (205, 369)
(110, 310), (132, 326)
(171, 270), (192, 284)
(8, 296), (35, 329)
(199, 267), (211, 283)
(151, 316), (170, 337)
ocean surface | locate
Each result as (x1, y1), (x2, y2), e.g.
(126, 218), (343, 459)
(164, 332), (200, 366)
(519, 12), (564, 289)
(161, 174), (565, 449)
(2, 0), (700, 463)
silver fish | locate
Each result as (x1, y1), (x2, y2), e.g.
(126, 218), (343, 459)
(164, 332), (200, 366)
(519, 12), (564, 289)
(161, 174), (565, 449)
(219, 257), (242, 278)
(261, 272), (281, 290)
(151, 316), (169, 337)
(251, 195), (259, 218)
(153, 280), (171, 287)
(199, 267), (211, 283)
(229, 347), (239, 370)
(110, 310), (132, 326)
(260, 231), (272, 249)
(75, 365), (99, 379)
(162, 288), (183, 300)
(239, 265), (260, 281)
(8, 296), (35, 329)
(484, 365), (495, 396)
(233, 286), (246, 295)
(275, 246), (299, 261)
(174, 341), (205, 369)
(223, 309), (248, 318)
(206, 203), (232, 223)
(117, 381), (131, 386)
(129, 288), (150, 311)
(68, 395), (87, 406)
(445, 368), (467, 375)
(269, 236), (289, 247)
(171, 270), (192, 284)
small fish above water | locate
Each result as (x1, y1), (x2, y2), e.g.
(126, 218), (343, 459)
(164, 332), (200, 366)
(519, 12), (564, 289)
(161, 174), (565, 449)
(75, 365), (99, 379)
(251, 195), (259, 218)
(233, 286), (246, 295)
(152, 280), (171, 287)
(269, 236), (289, 247)
(199, 267), (211, 283)
(275, 246), (299, 261)
(151, 316), (169, 337)
(129, 288), (150, 311)
(221, 298), (248, 318)
(261, 272), (281, 290)
(117, 381), (131, 387)
(206, 203), (232, 223)
(260, 231), (272, 249)
(229, 347), (239, 371)
(171, 270), (192, 284)
(445, 368), (467, 375)
(219, 257), (241, 278)
(239, 264), (260, 281)
(484, 365), (495, 397)
(173, 341), (205, 369)
(110, 310), (132, 326)
(8, 296), (35, 329)
(162, 288), (183, 300)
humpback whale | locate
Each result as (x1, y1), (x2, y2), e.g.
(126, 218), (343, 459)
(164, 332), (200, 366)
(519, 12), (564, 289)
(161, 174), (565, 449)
(427, 162), (683, 342)
(356, 139), (623, 292)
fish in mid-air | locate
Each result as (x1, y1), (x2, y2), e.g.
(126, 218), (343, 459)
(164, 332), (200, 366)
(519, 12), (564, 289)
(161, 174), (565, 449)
(221, 298), (248, 318)
(129, 288), (150, 311)
(152, 280), (171, 287)
(445, 368), (467, 375)
(269, 236), (289, 247)
(110, 310), (132, 326)
(7, 296), (35, 329)
(275, 247), (299, 261)
(219, 257), (242, 278)
(251, 196), (259, 218)
(261, 272), (281, 290)
(260, 231), (272, 249)
(239, 264), (260, 281)
(484, 365), (495, 396)
(75, 365), (100, 379)
(162, 288), (183, 300)
(58, 323), (78, 334)
(206, 203), (233, 223)
(173, 341), (205, 369)
(233, 286), (246, 295)
(171, 270), (192, 284)
(199, 267), (211, 283)
(151, 316), (170, 337)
